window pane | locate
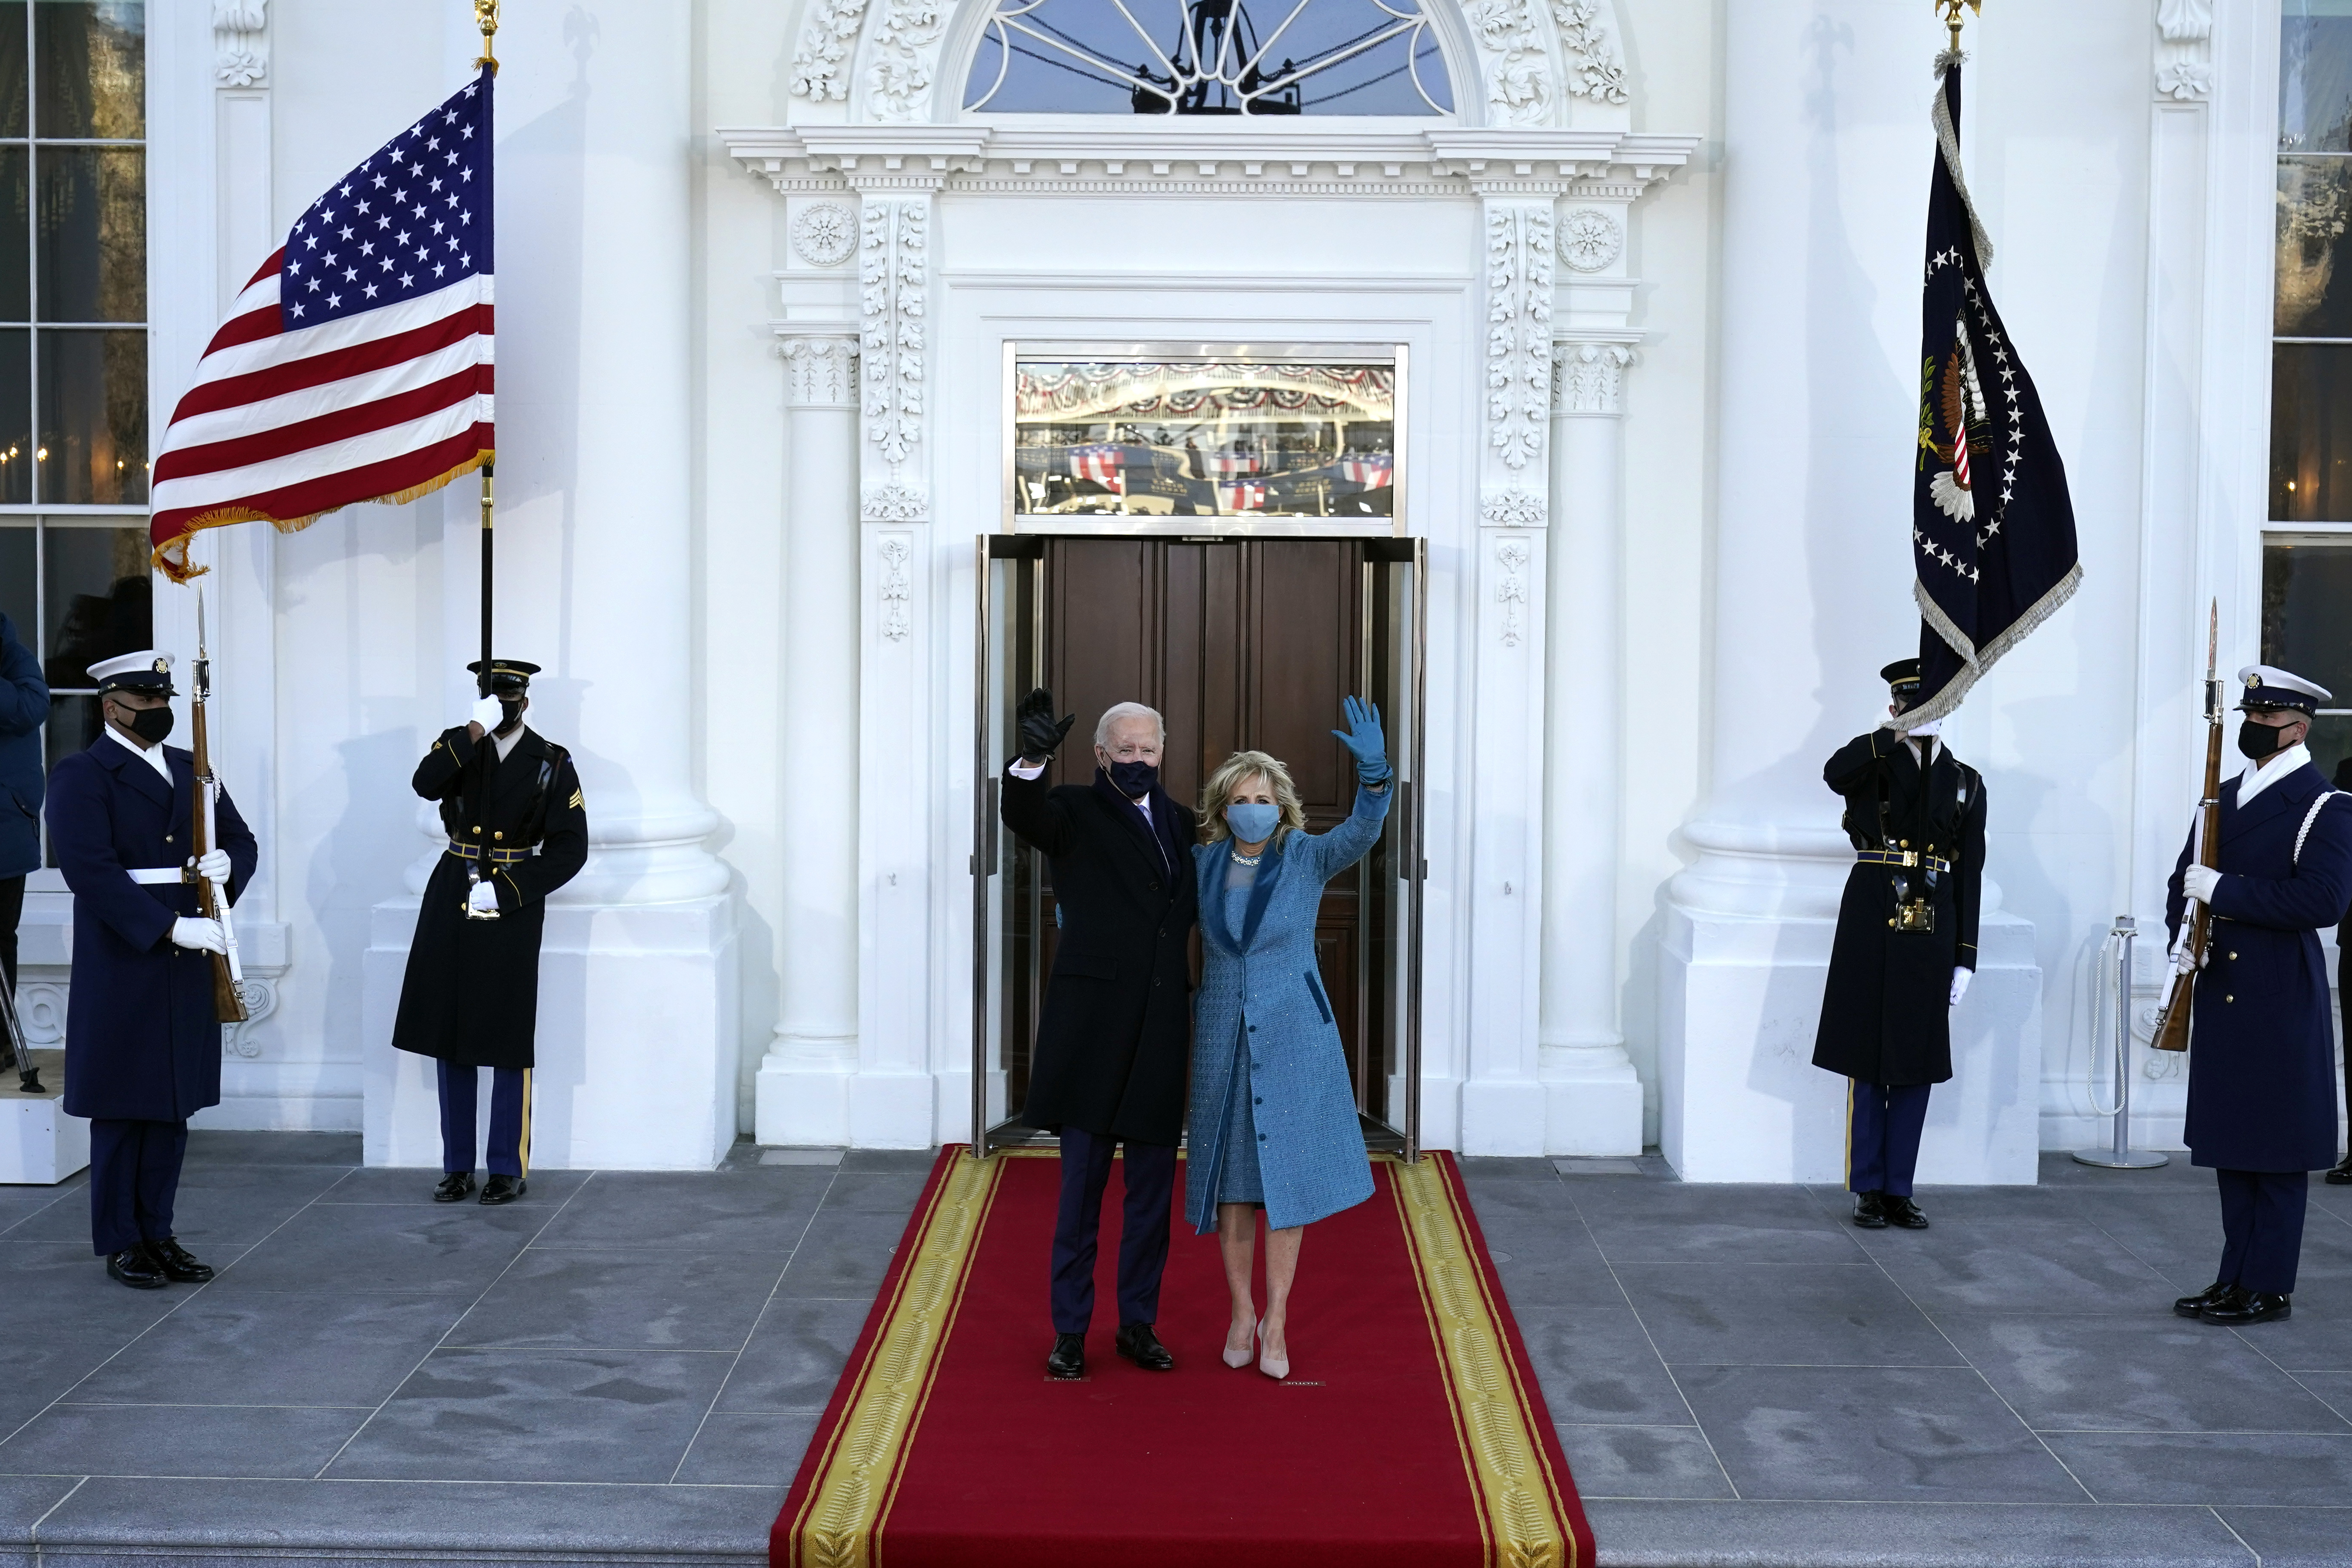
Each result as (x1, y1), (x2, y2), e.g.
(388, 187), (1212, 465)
(37, 145), (139, 320)
(2262, 535), (2352, 704)
(40, 519), (145, 687)
(0, 522), (30, 641)
(2269, 343), (2352, 519)
(2278, 156), (2352, 335)
(0, 146), (25, 322)
(0, 6), (26, 139)
(0, 328), (25, 504)
(34, 1), (139, 139)
(37, 325), (142, 503)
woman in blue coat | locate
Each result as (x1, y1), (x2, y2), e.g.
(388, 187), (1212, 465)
(1187, 697), (1391, 1379)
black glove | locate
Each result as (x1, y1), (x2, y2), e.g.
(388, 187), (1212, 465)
(1016, 687), (1076, 764)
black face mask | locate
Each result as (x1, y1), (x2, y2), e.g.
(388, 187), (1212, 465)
(117, 704), (174, 745)
(1106, 759), (1159, 799)
(2237, 716), (2297, 761)
(497, 699), (525, 734)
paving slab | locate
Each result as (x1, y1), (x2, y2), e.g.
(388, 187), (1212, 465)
(1586, 1499), (2256, 1568)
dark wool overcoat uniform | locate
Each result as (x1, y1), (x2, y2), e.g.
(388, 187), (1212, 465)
(392, 725), (588, 1072)
(46, 738), (258, 1121)
(1812, 730), (1986, 1087)
(2166, 760), (2352, 1173)
(1001, 766), (1198, 1146)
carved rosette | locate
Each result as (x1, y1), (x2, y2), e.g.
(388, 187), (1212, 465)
(1481, 488), (1547, 528)
(1485, 203), (1556, 473)
(1552, 341), (1635, 416)
(780, 335), (860, 409)
(859, 199), (928, 470)
(1557, 207), (1623, 272)
(213, 0), (266, 86)
(792, 202), (857, 268)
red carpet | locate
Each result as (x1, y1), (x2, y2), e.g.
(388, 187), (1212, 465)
(775, 1148), (1593, 1568)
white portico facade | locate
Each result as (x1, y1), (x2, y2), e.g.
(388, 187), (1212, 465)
(6, 0), (2319, 1181)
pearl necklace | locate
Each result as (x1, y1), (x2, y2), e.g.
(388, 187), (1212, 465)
(1230, 846), (1263, 867)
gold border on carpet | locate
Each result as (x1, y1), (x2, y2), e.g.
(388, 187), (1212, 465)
(1393, 1157), (1577, 1568)
(789, 1150), (1004, 1568)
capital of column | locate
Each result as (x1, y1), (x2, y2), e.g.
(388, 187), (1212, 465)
(776, 329), (859, 411)
(1552, 337), (1639, 418)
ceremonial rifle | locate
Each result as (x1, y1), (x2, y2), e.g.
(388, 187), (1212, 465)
(2153, 601), (2222, 1053)
(190, 595), (249, 1024)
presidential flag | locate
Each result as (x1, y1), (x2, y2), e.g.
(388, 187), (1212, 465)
(1903, 57), (2078, 725)
(149, 70), (495, 581)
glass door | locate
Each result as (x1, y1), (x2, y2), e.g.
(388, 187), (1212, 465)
(1357, 538), (1426, 1158)
(971, 534), (1046, 1157)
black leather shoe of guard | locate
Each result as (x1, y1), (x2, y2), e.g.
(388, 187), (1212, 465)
(1046, 1332), (1086, 1379)
(434, 1172), (477, 1203)
(2328, 1157), (2352, 1187)
(1851, 1191), (1888, 1229)
(2175, 1281), (2233, 1319)
(146, 1237), (214, 1283)
(2202, 1289), (2292, 1325)
(107, 1246), (167, 1290)
(1882, 1195), (1930, 1230)
(1115, 1322), (1176, 1370)
(478, 1174), (527, 1205)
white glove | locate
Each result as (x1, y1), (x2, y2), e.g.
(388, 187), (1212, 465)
(1904, 716), (1945, 740)
(2172, 943), (2203, 976)
(469, 694), (503, 733)
(1949, 967), (1971, 1007)
(2182, 865), (2222, 904)
(195, 847), (232, 887)
(467, 879), (500, 914)
(170, 917), (227, 954)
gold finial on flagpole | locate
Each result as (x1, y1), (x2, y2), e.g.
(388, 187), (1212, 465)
(474, 0), (500, 73)
(1937, 0), (1980, 54)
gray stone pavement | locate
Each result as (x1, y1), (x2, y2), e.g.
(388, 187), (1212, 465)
(3, 1134), (2349, 1565)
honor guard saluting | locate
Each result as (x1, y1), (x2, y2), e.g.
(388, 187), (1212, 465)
(1813, 659), (1987, 1231)
(391, 660), (587, 1203)
(45, 651), (257, 1289)
(2165, 666), (2352, 1326)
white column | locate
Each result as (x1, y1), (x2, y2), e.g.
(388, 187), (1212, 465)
(757, 332), (863, 1145)
(1538, 338), (1642, 1155)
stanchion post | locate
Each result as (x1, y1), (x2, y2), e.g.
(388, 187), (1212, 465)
(2073, 914), (2169, 1169)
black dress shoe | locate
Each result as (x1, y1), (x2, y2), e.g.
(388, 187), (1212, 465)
(478, 1174), (526, 1204)
(1882, 1195), (1929, 1230)
(106, 1246), (167, 1290)
(1045, 1332), (1086, 1379)
(145, 1238), (213, 1283)
(2203, 1288), (2292, 1325)
(1115, 1322), (1175, 1371)
(1851, 1191), (1888, 1229)
(2328, 1157), (2352, 1186)
(433, 1172), (477, 1203)
(2174, 1281), (2233, 1319)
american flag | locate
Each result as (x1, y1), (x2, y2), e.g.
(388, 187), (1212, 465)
(1217, 480), (1268, 512)
(149, 70), (495, 582)
(1067, 444), (1124, 491)
(1340, 453), (1393, 487)
(1202, 451), (1261, 476)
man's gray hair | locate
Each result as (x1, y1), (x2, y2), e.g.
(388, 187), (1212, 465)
(1095, 701), (1166, 748)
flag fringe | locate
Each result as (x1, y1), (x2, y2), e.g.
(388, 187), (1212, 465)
(1930, 62), (1997, 272)
(150, 449), (494, 583)
(1893, 558), (2084, 730)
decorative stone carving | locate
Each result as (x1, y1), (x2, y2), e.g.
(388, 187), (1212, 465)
(1481, 488), (1547, 528)
(2156, 0), (2212, 41)
(16, 980), (65, 1046)
(790, 0), (873, 102)
(862, 481), (927, 521)
(1557, 207), (1622, 272)
(879, 535), (913, 642)
(224, 976), (278, 1059)
(867, 0), (951, 122)
(2157, 59), (2212, 101)
(860, 199), (928, 469)
(1550, 0), (1629, 104)
(2153, 0), (2213, 101)
(1553, 341), (1635, 416)
(213, 0), (266, 86)
(780, 335), (858, 408)
(1470, 0), (1551, 126)
(1485, 204), (1555, 471)
(792, 202), (857, 268)
(1495, 538), (1531, 647)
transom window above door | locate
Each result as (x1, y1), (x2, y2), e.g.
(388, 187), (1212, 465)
(963, 0), (1453, 115)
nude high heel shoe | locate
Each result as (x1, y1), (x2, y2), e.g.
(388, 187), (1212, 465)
(1222, 1319), (1255, 1370)
(1257, 1319), (1288, 1381)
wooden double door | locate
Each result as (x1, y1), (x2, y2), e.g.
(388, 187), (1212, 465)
(972, 534), (1424, 1157)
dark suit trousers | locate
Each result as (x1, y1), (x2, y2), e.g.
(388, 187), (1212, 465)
(87, 1117), (188, 1255)
(0, 871), (22, 993)
(2216, 1168), (2309, 1295)
(438, 1060), (530, 1177)
(2339, 943), (2350, 1163)
(1848, 1080), (1932, 1196)
(1051, 1126), (1175, 1334)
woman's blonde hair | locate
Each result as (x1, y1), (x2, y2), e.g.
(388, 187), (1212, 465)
(1199, 750), (1308, 847)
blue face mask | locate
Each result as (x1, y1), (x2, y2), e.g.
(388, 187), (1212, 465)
(1226, 802), (1280, 844)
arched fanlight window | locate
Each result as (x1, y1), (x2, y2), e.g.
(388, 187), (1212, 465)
(964, 0), (1454, 115)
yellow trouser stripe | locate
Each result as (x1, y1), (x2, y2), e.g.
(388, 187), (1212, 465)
(519, 1068), (532, 1177)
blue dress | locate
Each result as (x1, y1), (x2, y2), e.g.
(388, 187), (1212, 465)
(1216, 861), (1266, 1206)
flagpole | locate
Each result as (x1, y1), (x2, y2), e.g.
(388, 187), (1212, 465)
(475, 0), (500, 696)
(1936, 0), (1979, 55)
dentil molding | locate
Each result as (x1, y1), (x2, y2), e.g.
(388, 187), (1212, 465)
(213, 0), (266, 86)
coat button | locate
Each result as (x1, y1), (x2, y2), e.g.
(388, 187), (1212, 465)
(1899, 839), (1910, 849)
(1258, 1133), (1266, 1142)
(494, 831), (504, 841)
(1254, 1096), (1262, 1105)
(2228, 951), (2238, 961)
(1248, 1024), (1256, 1033)
(471, 826), (481, 834)
(164, 834), (172, 843)
(2225, 994), (2234, 1003)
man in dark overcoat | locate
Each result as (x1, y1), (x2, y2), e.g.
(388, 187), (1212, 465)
(0, 612), (47, 1004)
(2330, 750), (2352, 1189)
(1813, 659), (1986, 1231)
(46, 651), (257, 1289)
(2166, 665), (2352, 1325)
(391, 660), (587, 1204)
(1002, 689), (1197, 1379)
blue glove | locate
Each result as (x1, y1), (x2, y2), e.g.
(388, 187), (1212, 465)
(1331, 696), (1391, 784)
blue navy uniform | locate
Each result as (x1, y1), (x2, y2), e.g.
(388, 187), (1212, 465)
(45, 694), (256, 1257)
(2166, 675), (2352, 1305)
